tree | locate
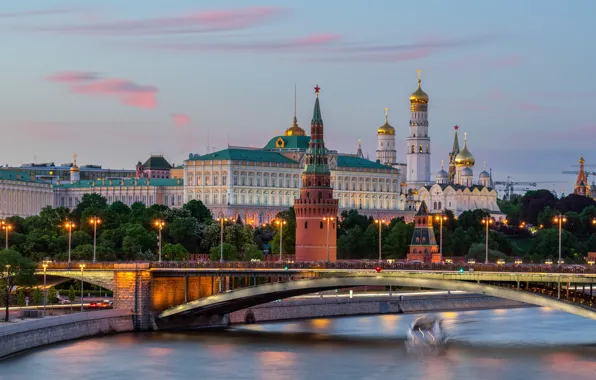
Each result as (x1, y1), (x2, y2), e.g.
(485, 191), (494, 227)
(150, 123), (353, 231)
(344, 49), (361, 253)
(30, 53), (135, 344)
(467, 243), (507, 262)
(33, 287), (43, 306)
(168, 217), (200, 252)
(225, 224), (254, 255)
(557, 194), (596, 214)
(0, 249), (36, 321)
(48, 287), (57, 305)
(520, 190), (557, 225)
(209, 243), (238, 261)
(162, 243), (190, 261)
(73, 193), (108, 219)
(17, 290), (25, 307)
(243, 244), (264, 261)
(68, 285), (76, 302)
(183, 200), (212, 223)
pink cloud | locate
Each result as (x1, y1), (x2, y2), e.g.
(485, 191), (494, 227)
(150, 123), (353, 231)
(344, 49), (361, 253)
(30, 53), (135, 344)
(153, 33), (340, 53)
(0, 8), (78, 18)
(37, 7), (283, 35)
(47, 71), (158, 109)
(171, 114), (191, 126)
(444, 54), (524, 70)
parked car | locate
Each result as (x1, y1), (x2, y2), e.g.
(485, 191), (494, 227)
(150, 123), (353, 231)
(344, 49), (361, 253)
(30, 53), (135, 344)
(88, 301), (99, 309)
(58, 298), (71, 305)
(100, 300), (113, 309)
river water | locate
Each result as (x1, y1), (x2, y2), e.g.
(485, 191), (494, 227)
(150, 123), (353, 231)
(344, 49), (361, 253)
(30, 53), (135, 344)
(2, 308), (595, 380)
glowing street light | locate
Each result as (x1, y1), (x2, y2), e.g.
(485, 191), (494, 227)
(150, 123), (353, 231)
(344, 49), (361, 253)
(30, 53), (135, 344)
(374, 218), (390, 262)
(42, 260), (49, 316)
(63, 221), (76, 263)
(481, 217), (494, 264)
(434, 214), (448, 259)
(323, 217), (336, 263)
(88, 216), (102, 263)
(216, 217), (232, 262)
(553, 214), (567, 264)
(275, 219), (287, 262)
(154, 220), (166, 262)
(79, 264), (85, 312)
(1, 221), (13, 250)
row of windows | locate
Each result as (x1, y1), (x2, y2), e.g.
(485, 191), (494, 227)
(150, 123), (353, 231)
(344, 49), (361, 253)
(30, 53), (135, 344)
(303, 221), (336, 230)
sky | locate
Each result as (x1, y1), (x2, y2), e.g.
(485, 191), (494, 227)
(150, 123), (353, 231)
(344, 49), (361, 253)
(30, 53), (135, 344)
(1, 0), (595, 195)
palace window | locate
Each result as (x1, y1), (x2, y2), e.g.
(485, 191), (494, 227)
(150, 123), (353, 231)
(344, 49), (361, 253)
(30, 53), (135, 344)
(222, 176), (227, 186)
(213, 176), (218, 186)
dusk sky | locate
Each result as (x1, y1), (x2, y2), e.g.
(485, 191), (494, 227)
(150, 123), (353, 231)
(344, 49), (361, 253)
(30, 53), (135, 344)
(1, 1), (595, 194)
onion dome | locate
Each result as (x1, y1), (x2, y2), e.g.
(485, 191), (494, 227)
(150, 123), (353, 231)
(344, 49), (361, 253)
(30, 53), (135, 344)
(455, 133), (475, 167)
(410, 70), (429, 104)
(436, 169), (448, 180)
(284, 116), (306, 136)
(479, 170), (490, 179)
(461, 167), (473, 177)
(377, 107), (395, 135)
(70, 154), (80, 172)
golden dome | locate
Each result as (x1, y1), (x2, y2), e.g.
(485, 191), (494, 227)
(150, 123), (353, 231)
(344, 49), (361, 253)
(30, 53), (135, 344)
(70, 154), (80, 172)
(410, 79), (429, 104)
(377, 107), (395, 135)
(455, 134), (475, 167)
(284, 116), (306, 136)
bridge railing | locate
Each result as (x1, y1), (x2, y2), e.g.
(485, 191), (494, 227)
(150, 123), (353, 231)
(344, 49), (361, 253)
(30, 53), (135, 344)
(39, 261), (596, 274)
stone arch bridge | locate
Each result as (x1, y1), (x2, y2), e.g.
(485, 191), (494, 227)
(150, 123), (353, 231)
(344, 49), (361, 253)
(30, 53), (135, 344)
(39, 263), (596, 330)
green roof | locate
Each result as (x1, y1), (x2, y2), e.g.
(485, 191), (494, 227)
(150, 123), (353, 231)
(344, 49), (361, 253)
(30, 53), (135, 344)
(188, 148), (298, 164)
(55, 178), (183, 188)
(0, 170), (36, 182)
(263, 135), (311, 150)
(337, 155), (396, 170)
(142, 155), (172, 170)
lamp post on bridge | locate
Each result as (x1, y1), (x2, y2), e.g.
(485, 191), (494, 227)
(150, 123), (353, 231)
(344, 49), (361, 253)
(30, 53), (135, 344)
(1, 221), (13, 250)
(553, 213), (567, 264)
(216, 217), (232, 262)
(154, 220), (166, 262)
(275, 219), (287, 262)
(434, 214), (448, 260)
(42, 261), (48, 317)
(79, 264), (85, 312)
(374, 218), (389, 262)
(481, 217), (493, 264)
(88, 216), (102, 263)
(323, 217), (335, 263)
(63, 221), (76, 263)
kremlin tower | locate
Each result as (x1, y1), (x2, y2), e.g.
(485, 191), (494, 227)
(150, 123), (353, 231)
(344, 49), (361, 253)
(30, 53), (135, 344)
(574, 155), (590, 197)
(448, 126), (460, 184)
(376, 108), (396, 165)
(406, 70), (431, 188)
(294, 86), (339, 262)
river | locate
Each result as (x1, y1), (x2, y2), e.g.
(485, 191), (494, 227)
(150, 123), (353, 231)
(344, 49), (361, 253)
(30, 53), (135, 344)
(1, 308), (595, 380)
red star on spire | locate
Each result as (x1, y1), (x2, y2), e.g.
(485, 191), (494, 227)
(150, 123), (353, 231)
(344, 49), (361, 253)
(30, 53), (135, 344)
(454, 125), (459, 130)
(314, 85), (320, 94)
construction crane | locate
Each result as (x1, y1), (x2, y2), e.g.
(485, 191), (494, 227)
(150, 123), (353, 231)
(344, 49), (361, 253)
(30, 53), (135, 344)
(562, 170), (596, 183)
(493, 176), (563, 200)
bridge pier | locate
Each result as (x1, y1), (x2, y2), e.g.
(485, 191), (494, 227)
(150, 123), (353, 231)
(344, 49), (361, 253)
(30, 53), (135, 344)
(112, 264), (153, 331)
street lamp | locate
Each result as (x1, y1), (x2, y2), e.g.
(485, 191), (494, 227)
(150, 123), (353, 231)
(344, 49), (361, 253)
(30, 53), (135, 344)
(553, 214), (567, 264)
(374, 218), (389, 262)
(1, 221), (13, 250)
(63, 221), (76, 263)
(275, 219), (287, 262)
(323, 217), (336, 263)
(434, 214), (448, 259)
(42, 261), (48, 316)
(216, 217), (232, 262)
(154, 220), (166, 262)
(79, 264), (85, 312)
(88, 216), (102, 263)
(481, 217), (494, 264)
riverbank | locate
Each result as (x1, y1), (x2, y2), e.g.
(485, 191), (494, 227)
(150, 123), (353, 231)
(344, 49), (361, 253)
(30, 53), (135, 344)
(229, 292), (530, 324)
(0, 309), (133, 360)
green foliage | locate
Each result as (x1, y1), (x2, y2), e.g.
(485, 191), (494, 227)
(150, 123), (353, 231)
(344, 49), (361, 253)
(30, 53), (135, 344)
(520, 190), (557, 225)
(33, 287), (43, 305)
(48, 287), (57, 304)
(0, 249), (37, 319)
(183, 200), (212, 223)
(243, 244), (264, 261)
(162, 243), (189, 261)
(210, 243), (238, 261)
(467, 243), (507, 262)
(68, 285), (76, 302)
(17, 290), (25, 307)
(168, 217), (200, 252)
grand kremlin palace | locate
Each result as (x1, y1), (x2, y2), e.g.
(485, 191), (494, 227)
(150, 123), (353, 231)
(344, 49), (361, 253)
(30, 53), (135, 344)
(0, 74), (502, 222)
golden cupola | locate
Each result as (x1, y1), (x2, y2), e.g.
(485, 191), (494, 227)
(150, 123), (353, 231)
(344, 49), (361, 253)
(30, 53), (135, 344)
(377, 107), (395, 135)
(410, 69), (429, 104)
(284, 116), (306, 136)
(455, 133), (475, 167)
(70, 153), (80, 172)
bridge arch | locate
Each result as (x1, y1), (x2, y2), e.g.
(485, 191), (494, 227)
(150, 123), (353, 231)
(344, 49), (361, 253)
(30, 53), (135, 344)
(38, 270), (115, 291)
(159, 276), (596, 320)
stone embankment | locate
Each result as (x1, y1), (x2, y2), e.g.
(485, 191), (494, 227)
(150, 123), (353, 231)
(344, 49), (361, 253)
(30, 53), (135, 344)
(229, 293), (528, 324)
(0, 309), (134, 359)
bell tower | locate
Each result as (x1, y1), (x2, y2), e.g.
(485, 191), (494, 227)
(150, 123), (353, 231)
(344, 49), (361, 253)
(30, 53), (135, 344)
(294, 86), (339, 262)
(406, 69), (431, 188)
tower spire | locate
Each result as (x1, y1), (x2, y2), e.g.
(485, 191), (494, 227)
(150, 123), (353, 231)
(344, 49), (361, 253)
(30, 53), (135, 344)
(294, 83), (297, 122)
(441, 159), (444, 170)
(357, 139), (363, 158)
(385, 107), (389, 123)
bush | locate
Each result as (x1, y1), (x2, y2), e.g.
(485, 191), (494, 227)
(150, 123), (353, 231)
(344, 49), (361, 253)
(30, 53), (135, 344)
(33, 288), (43, 305)
(163, 243), (190, 261)
(68, 285), (76, 302)
(243, 244), (264, 261)
(209, 243), (238, 261)
(17, 290), (25, 307)
(48, 287), (57, 304)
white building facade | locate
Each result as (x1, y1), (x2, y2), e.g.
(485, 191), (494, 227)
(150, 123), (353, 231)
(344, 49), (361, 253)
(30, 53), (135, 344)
(0, 171), (53, 219)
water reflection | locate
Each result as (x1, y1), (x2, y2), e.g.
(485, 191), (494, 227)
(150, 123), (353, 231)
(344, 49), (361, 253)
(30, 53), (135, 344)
(1, 308), (596, 380)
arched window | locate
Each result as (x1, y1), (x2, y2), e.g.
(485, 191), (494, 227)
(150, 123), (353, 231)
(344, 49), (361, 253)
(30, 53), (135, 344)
(305, 221), (308, 229)
(419, 145), (423, 153)
(411, 145), (415, 153)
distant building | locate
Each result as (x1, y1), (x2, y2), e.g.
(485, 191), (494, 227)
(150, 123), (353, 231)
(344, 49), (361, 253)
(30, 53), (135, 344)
(407, 201), (440, 263)
(136, 155), (173, 179)
(573, 155), (592, 198)
(0, 170), (53, 219)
